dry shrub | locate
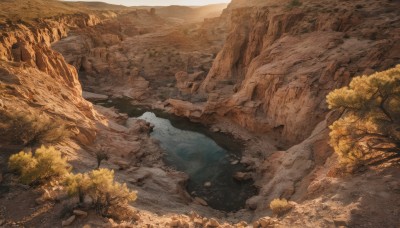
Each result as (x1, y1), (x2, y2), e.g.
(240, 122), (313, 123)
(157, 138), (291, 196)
(64, 169), (137, 217)
(269, 198), (292, 216)
(8, 146), (71, 184)
(327, 65), (400, 167)
(0, 109), (71, 146)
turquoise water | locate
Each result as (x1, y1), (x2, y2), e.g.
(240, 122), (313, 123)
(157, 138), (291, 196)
(100, 98), (257, 211)
(139, 112), (227, 177)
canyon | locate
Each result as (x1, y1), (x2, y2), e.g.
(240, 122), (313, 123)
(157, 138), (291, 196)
(0, 0), (399, 227)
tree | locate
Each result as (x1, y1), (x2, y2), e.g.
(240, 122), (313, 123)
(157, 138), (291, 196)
(8, 146), (71, 184)
(327, 65), (400, 166)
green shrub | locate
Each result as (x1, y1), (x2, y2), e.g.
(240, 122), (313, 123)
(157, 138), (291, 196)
(327, 65), (400, 166)
(270, 198), (292, 215)
(0, 109), (70, 146)
(8, 146), (71, 184)
(65, 169), (137, 215)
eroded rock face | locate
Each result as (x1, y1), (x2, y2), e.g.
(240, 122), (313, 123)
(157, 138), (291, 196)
(52, 11), (163, 100)
(199, 0), (400, 145)
(52, 9), (226, 102)
(165, 99), (204, 120)
(0, 14), (106, 146)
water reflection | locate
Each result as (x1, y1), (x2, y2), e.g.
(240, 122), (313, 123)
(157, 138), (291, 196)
(138, 112), (256, 211)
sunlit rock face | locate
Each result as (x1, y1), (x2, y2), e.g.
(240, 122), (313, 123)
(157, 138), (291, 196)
(199, 0), (400, 145)
(52, 8), (227, 102)
(0, 14), (106, 146)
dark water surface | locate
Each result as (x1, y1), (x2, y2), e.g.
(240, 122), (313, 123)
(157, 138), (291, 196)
(101, 98), (257, 211)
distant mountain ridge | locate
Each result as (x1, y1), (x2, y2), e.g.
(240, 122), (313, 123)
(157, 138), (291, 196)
(155, 4), (228, 22)
(62, 1), (228, 22)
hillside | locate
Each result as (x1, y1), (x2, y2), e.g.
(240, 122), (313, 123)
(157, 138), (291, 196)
(0, 0), (82, 23)
(156, 4), (228, 22)
(64, 1), (129, 10)
(60, 1), (228, 23)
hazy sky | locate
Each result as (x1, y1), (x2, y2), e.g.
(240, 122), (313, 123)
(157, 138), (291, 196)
(63, 0), (231, 6)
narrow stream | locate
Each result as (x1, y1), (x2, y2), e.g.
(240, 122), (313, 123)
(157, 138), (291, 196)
(100, 98), (257, 211)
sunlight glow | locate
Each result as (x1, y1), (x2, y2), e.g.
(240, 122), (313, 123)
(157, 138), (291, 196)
(62, 0), (231, 6)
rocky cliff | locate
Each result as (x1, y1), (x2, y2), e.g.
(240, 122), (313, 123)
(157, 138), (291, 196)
(52, 10), (226, 101)
(0, 7), (239, 227)
(199, 0), (400, 145)
(0, 13), (105, 145)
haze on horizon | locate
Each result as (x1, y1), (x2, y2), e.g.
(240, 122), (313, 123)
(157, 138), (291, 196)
(62, 0), (230, 6)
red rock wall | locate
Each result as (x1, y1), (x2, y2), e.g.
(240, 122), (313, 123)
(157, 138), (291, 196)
(201, 0), (400, 145)
(0, 14), (104, 145)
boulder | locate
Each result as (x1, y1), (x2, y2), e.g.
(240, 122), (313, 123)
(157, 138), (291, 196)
(114, 160), (130, 170)
(62, 215), (76, 227)
(181, 221), (190, 228)
(82, 91), (108, 102)
(253, 221), (260, 228)
(333, 216), (348, 227)
(237, 221), (248, 227)
(193, 217), (203, 225)
(207, 218), (220, 227)
(126, 118), (153, 134)
(73, 210), (88, 217)
(258, 217), (275, 228)
(169, 218), (189, 228)
(189, 211), (200, 220)
(194, 197), (208, 206)
(211, 127), (221, 132)
(230, 160), (239, 165)
(246, 195), (263, 210)
(233, 172), (252, 181)
(165, 99), (204, 119)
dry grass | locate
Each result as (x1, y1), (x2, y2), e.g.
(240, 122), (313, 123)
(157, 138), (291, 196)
(0, 0), (80, 23)
(0, 108), (71, 146)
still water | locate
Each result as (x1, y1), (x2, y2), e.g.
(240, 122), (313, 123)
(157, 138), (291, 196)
(101, 98), (257, 211)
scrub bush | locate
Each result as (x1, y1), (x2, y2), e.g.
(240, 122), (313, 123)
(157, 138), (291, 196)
(8, 146), (70, 184)
(270, 198), (292, 215)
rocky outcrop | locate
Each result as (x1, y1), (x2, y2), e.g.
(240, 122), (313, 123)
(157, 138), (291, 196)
(51, 11), (166, 100)
(82, 91), (108, 102)
(165, 99), (205, 119)
(0, 14), (101, 61)
(175, 71), (206, 94)
(198, 0), (400, 145)
(0, 14), (106, 146)
(247, 111), (400, 227)
(52, 10), (225, 102)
